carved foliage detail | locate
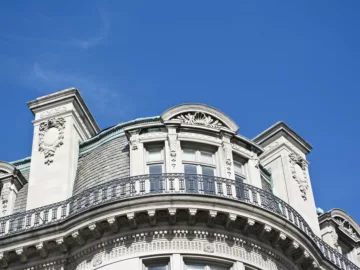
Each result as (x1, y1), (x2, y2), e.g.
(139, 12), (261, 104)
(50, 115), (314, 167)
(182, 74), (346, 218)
(1, 182), (11, 215)
(289, 152), (308, 201)
(38, 117), (66, 165)
(222, 141), (232, 178)
(175, 112), (224, 129)
(168, 133), (177, 169)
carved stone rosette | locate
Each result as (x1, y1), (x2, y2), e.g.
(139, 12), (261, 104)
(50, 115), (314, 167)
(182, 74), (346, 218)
(288, 152), (309, 201)
(38, 117), (66, 165)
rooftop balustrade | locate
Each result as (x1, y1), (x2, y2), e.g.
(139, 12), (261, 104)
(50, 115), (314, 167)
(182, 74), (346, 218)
(0, 174), (358, 270)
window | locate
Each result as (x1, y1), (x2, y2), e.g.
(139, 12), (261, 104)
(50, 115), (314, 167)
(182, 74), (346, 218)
(233, 155), (247, 200)
(184, 261), (230, 270)
(182, 146), (216, 194)
(146, 145), (165, 193)
(143, 257), (170, 270)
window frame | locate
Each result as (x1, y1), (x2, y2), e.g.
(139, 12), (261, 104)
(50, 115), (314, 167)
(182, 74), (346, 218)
(142, 256), (171, 270)
(145, 144), (165, 174)
(183, 256), (233, 270)
(182, 148), (217, 175)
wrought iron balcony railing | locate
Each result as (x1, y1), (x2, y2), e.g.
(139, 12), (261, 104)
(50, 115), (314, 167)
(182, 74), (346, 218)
(0, 174), (358, 270)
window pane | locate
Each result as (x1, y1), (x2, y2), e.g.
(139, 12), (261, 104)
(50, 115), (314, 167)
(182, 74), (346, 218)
(148, 266), (167, 270)
(185, 165), (198, 192)
(183, 150), (196, 161)
(202, 166), (214, 176)
(148, 150), (162, 162)
(149, 165), (162, 174)
(184, 164), (197, 174)
(200, 151), (213, 164)
(202, 167), (215, 194)
(234, 161), (243, 175)
(210, 266), (229, 270)
(186, 264), (205, 270)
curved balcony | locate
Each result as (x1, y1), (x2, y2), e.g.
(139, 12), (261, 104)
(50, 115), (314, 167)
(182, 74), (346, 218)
(0, 174), (358, 270)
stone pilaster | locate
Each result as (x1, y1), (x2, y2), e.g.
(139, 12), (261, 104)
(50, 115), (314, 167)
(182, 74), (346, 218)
(220, 132), (234, 179)
(26, 88), (99, 210)
(128, 129), (145, 176)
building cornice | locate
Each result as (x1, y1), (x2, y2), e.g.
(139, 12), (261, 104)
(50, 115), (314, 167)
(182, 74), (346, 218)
(253, 121), (312, 155)
(27, 88), (100, 136)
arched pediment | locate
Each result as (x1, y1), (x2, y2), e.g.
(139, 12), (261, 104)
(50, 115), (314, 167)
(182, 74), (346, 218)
(0, 161), (16, 177)
(330, 209), (360, 242)
(161, 104), (239, 132)
(0, 161), (27, 189)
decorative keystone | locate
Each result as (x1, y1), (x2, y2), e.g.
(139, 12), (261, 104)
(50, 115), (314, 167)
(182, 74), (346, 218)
(147, 209), (156, 226)
(226, 213), (237, 230)
(89, 223), (102, 239)
(241, 218), (255, 234)
(127, 212), (137, 229)
(189, 209), (197, 225)
(168, 208), (177, 225)
(15, 247), (27, 263)
(36, 242), (48, 258)
(107, 217), (119, 233)
(72, 231), (85, 245)
(56, 237), (68, 252)
(207, 210), (217, 227)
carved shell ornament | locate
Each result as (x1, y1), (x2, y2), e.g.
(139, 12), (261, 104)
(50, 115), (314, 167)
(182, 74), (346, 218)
(38, 117), (66, 165)
(334, 216), (360, 241)
(176, 112), (223, 129)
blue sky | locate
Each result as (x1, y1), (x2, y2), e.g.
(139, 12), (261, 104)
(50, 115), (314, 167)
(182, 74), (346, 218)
(0, 1), (359, 221)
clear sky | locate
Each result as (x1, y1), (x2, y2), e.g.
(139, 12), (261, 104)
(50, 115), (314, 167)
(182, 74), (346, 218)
(0, 1), (359, 221)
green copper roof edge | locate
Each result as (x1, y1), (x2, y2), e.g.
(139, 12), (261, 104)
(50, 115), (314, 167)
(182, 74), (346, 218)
(79, 116), (161, 152)
(10, 157), (31, 170)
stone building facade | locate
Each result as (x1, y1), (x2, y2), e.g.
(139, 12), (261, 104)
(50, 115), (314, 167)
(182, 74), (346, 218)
(0, 88), (359, 270)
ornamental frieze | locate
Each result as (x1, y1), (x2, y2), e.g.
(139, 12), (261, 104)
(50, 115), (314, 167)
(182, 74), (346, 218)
(38, 117), (66, 165)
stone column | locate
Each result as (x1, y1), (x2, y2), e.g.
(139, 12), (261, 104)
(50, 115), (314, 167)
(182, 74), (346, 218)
(26, 88), (99, 210)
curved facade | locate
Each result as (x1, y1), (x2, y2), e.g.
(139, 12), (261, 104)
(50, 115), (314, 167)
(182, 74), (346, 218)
(0, 88), (359, 270)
